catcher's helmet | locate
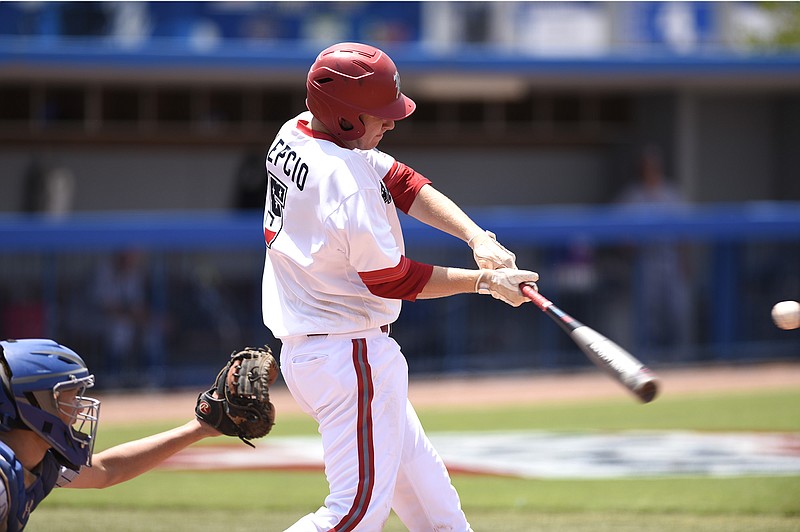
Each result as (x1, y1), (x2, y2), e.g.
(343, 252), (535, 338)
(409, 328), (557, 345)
(0, 339), (100, 470)
(306, 42), (416, 141)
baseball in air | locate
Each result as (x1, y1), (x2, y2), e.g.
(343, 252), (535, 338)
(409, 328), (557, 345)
(771, 300), (800, 330)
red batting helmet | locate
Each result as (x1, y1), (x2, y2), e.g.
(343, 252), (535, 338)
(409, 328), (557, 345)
(306, 42), (416, 141)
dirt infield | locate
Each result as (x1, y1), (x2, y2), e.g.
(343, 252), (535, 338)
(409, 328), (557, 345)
(98, 362), (800, 424)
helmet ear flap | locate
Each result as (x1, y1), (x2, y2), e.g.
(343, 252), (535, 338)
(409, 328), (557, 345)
(336, 115), (365, 141)
(0, 394), (16, 432)
(0, 350), (19, 431)
(305, 91), (365, 142)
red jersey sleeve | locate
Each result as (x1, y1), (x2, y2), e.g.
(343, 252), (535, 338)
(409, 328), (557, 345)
(358, 255), (434, 302)
(382, 161), (431, 214)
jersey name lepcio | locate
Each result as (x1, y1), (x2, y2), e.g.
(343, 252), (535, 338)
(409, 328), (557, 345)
(267, 138), (309, 191)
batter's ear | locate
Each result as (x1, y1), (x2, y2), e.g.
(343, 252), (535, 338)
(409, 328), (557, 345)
(339, 118), (354, 132)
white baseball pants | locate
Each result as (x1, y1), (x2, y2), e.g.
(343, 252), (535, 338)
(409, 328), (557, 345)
(280, 327), (472, 532)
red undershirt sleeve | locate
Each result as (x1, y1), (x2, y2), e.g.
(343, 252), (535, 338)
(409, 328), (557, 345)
(382, 161), (432, 214)
(358, 255), (434, 301)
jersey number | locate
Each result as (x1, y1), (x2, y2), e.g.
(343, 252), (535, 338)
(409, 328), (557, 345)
(264, 171), (288, 248)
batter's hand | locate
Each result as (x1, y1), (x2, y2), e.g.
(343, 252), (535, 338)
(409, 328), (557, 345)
(469, 230), (517, 269)
(476, 268), (539, 307)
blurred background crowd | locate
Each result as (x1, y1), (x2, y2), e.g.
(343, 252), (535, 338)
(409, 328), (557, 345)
(0, 1), (798, 389)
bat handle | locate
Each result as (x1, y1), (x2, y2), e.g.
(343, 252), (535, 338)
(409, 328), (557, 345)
(520, 283), (551, 311)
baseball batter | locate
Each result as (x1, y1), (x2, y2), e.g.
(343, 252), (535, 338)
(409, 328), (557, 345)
(262, 43), (539, 531)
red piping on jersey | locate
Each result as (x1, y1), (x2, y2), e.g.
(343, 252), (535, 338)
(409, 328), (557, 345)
(297, 119), (348, 148)
(330, 339), (375, 532)
(382, 161), (431, 214)
(359, 256), (433, 302)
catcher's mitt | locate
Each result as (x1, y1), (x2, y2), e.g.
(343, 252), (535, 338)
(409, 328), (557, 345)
(195, 346), (278, 447)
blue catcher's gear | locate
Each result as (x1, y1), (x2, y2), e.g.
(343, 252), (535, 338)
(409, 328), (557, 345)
(0, 339), (100, 470)
(0, 441), (62, 531)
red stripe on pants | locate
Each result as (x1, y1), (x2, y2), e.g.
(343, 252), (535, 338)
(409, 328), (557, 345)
(331, 339), (375, 531)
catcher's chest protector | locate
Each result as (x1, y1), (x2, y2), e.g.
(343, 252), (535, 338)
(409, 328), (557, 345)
(0, 443), (61, 531)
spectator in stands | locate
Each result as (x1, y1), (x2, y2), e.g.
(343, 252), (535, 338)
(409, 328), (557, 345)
(231, 151), (266, 210)
(90, 250), (161, 387)
(616, 144), (693, 362)
(22, 157), (75, 218)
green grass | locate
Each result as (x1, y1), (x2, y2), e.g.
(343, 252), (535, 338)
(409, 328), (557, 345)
(416, 388), (800, 433)
(30, 505), (800, 532)
(33, 388), (800, 531)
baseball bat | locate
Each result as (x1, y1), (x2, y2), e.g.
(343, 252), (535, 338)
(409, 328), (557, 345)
(520, 284), (659, 403)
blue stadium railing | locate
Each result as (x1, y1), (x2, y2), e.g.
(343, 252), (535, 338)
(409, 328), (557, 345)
(1, 202), (798, 388)
(3, 36), (800, 77)
(4, 202), (798, 250)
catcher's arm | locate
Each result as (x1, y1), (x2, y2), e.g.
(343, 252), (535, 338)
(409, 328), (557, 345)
(64, 419), (218, 489)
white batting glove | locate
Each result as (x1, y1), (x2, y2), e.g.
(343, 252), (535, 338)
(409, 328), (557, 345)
(476, 268), (539, 307)
(468, 230), (517, 270)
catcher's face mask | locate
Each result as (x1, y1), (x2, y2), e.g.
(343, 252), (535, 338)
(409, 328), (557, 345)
(53, 377), (101, 465)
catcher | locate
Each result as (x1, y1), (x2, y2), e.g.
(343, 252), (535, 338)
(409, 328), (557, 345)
(0, 338), (276, 531)
(194, 346), (278, 447)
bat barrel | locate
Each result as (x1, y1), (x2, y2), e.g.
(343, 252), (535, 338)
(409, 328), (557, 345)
(635, 378), (659, 403)
(521, 284), (660, 404)
(571, 325), (660, 403)
(619, 365), (660, 403)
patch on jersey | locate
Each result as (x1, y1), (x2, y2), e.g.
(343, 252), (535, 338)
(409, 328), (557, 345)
(380, 180), (393, 205)
(264, 171), (288, 247)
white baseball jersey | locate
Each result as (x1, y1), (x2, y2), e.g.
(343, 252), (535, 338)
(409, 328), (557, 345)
(262, 112), (409, 338)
